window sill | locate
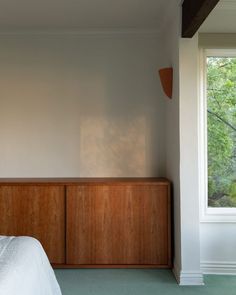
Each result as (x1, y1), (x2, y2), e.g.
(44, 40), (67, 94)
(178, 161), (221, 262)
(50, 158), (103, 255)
(201, 208), (236, 223)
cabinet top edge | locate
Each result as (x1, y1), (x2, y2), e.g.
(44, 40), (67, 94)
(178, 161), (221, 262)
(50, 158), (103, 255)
(0, 177), (170, 186)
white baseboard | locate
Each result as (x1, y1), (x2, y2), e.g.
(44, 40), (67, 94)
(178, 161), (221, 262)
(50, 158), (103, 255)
(201, 261), (236, 275)
(173, 264), (204, 286)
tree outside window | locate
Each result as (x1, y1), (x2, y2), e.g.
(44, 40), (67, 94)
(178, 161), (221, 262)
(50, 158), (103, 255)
(207, 56), (236, 207)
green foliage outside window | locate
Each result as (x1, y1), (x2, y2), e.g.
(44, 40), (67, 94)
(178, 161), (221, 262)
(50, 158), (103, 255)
(207, 57), (236, 207)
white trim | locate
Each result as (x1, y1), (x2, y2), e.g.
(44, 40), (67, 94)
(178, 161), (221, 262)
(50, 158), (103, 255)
(199, 48), (236, 223)
(172, 264), (204, 286)
(205, 207), (236, 223)
(179, 272), (205, 286)
(206, 48), (236, 57)
(201, 261), (236, 275)
(199, 48), (208, 222)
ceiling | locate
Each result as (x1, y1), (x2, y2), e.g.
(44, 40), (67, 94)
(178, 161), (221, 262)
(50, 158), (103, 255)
(0, 0), (177, 31)
(200, 0), (236, 33)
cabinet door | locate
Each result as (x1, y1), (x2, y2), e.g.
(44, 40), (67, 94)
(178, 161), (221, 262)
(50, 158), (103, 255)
(66, 184), (170, 266)
(0, 185), (65, 264)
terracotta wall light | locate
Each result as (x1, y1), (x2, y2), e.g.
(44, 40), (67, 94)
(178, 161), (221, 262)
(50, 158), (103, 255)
(159, 67), (173, 99)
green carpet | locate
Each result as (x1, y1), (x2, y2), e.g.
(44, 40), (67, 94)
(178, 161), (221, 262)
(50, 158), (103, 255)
(55, 269), (236, 295)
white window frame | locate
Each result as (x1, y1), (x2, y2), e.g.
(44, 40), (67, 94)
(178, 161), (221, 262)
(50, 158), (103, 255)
(199, 48), (236, 223)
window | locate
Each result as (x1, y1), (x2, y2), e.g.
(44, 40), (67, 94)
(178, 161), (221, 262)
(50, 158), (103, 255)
(200, 49), (236, 221)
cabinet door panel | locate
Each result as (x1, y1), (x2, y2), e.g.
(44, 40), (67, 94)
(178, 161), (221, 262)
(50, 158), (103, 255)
(66, 185), (170, 265)
(0, 186), (65, 264)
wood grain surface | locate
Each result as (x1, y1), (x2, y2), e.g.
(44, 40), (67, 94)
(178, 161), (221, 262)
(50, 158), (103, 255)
(0, 185), (65, 264)
(0, 179), (171, 267)
(66, 184), (170, 266)
(0, 178), (169, 186)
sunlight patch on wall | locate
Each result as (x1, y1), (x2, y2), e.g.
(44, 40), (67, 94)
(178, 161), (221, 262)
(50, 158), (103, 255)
(79, 117), (147, 177)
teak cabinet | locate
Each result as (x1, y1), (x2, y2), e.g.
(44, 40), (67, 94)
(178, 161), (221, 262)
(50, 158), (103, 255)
(0, 185), (65, 264)
(0, 178), (171, 268)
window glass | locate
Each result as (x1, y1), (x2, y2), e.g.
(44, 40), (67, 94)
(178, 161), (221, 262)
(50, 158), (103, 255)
(207, 56), (236, 207)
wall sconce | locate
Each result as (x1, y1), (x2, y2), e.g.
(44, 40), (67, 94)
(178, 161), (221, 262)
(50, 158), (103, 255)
(159, 67), (173, 99)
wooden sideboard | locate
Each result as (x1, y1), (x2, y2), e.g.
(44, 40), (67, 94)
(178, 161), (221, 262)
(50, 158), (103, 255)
(0, 178), (171, 268)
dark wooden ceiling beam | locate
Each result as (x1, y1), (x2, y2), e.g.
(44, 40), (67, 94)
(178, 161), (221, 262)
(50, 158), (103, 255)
(182, 0), (220, 38)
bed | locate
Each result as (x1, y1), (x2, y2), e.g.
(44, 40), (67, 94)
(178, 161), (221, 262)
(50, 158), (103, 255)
(0, 236), (62, 295)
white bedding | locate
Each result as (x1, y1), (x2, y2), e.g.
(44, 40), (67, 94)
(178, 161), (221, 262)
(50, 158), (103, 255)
(0, 236), (62, 295)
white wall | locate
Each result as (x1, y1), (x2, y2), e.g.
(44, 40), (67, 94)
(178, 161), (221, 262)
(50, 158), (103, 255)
(179, 35), (203, 285)
(201, 223), (236, 274)
(162, 4), (182, 283)
(199, 33), (236, 275)
(175, 29), (236, 279)
(164, 4), (203, 284)
(0, 33), (166, 177)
